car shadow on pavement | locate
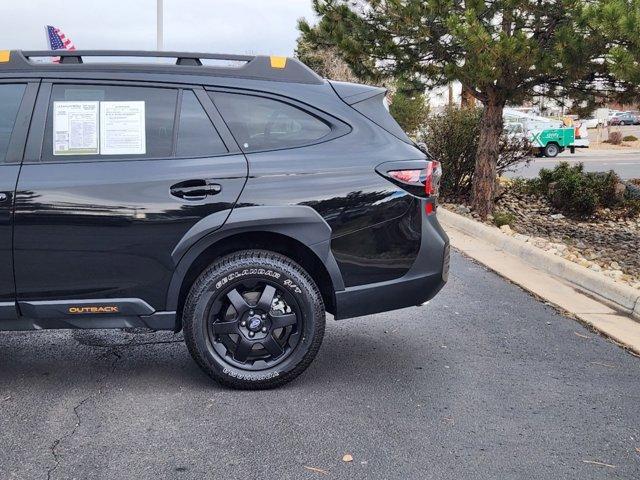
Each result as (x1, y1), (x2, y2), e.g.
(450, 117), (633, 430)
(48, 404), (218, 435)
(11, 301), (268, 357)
(297, 324), (441, 389)
(0, 329), (205, 389)
(0, 324), (437, 391)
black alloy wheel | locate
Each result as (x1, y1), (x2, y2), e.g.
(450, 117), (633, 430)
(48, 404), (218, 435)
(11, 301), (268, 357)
(207, 280), (302, 370)
(183, 250), (325, 389)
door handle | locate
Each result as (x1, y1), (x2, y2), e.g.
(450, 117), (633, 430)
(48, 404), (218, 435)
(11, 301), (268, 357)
(170, 180), (222, 200)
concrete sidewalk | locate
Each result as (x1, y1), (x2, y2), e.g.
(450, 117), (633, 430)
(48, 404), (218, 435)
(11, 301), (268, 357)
(441, 216), (640, 355)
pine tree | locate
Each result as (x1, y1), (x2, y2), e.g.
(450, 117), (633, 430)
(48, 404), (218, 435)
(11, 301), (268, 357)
(299, 0), (606, 218)
(591, 0), (640, 101)
(389, 86), (430, 137)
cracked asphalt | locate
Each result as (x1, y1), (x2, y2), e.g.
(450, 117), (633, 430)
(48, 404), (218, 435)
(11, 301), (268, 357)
(1, 253), (639, 479)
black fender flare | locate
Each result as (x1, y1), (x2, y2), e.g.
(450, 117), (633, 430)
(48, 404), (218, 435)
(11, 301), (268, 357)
(165, 205), (345, 312)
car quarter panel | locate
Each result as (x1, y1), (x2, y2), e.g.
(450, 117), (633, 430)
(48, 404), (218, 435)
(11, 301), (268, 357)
(209, 85), (427, 287)
(164, 204), (344, 313)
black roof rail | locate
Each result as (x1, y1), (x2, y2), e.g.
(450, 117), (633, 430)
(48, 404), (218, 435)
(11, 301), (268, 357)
(1, 50), (324, 85)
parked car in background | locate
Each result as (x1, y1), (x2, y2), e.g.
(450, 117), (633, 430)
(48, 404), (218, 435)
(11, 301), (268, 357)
(609, 112), (637, 126)
(607, 110), (622, 122)
(582, 117), (604, 128)
(627, 111), (640, 125)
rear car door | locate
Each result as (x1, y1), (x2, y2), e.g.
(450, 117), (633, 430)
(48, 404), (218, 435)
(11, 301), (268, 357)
(14, 82), (247, 317)
(0, 81), (38, 322)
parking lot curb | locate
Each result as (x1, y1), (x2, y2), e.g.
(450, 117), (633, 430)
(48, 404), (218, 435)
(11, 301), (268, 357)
(438, 208), (640, 320)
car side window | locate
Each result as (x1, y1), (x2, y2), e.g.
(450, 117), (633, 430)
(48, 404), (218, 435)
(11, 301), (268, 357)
(0, 83), (26, 163)
(42, 84), (177, 162)
(176, 90), (227, 157)
(211, 92), (331, 152)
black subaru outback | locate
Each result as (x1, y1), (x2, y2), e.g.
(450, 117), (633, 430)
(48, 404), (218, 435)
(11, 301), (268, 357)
(0, 50), (449, 389)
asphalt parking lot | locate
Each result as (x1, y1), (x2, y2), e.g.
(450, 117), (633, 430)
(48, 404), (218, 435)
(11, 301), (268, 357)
(1, 253), (639, 480)
(511, 148), (640, 180)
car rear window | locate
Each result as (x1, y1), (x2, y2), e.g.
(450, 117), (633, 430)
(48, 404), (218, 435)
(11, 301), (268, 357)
(211, 92), (331, 152)
(0, 83), (26, 163)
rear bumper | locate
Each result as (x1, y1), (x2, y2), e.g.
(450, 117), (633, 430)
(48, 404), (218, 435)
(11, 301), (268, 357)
(334, 209), (449, 319)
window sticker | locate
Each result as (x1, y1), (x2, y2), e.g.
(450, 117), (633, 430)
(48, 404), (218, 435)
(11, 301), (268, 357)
(53, 101), (99, 155)
(99, 101), (146, 155)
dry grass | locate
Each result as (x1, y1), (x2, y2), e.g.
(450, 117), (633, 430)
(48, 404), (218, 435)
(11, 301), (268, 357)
(586, 128), (640, 150)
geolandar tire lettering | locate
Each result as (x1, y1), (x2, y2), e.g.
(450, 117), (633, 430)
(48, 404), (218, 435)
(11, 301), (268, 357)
(222, 368), (279, 381)
(215, 269), (281, 289)
(183, 249), (325, 390)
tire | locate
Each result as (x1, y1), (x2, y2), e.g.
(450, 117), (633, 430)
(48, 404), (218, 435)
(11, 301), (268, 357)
(183, 250), (325, 389)
(543, 143), (560, 158)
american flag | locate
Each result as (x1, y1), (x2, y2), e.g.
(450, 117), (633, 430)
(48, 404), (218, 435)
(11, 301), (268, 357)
(46, 25), (75, 62)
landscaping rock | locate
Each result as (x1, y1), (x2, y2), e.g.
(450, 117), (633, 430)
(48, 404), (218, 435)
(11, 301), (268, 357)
(625, 181), (640, 200)
(613, 182), (627, 203)
(442, 179), (640, 290)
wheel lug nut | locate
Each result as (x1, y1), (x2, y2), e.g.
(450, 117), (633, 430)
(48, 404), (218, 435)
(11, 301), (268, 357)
(261, 327), (267, 333)
(240, 321), (246, 327)
(262, 314), (266, 319)
(249, 310), (254, 315)
(248, 331), (254, 337)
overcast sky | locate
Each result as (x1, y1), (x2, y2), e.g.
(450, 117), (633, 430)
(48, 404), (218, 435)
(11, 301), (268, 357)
(0, 0), (316, 55)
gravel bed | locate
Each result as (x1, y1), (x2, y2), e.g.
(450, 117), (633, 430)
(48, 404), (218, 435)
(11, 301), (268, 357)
(443, 185), (640, 290)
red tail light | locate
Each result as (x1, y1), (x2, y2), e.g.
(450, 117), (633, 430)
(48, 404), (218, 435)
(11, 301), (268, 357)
(425, 161), (442, 197)
(425, 202), (434, 215)
(388, 169), (422, 184)
(386, 161), (442, 216)
(387, 161), (442, 199)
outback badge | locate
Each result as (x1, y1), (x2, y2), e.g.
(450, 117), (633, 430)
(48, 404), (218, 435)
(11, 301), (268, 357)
(68, 306), (119, 314)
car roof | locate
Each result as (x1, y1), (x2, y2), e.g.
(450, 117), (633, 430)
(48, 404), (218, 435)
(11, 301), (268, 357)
(0, 49), (324, 85)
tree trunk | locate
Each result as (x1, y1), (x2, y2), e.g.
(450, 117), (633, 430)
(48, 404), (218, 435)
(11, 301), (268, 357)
(472, 98), (505, 219)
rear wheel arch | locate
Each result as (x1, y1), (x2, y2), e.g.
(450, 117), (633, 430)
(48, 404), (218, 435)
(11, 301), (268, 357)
(168, 230), (340, 331)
